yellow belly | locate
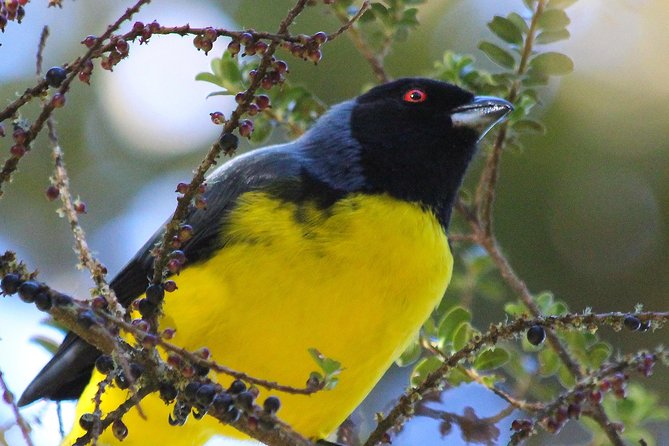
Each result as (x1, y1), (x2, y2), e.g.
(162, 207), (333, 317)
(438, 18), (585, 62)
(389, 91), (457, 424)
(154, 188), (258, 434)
(65, 193), (452, 445)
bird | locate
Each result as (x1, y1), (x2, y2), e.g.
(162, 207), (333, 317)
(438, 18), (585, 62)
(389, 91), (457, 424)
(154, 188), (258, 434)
(19, 78), (512, 445)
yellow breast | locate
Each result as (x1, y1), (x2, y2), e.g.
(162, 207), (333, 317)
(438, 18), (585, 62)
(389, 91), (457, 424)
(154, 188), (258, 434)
(66, 193), (452, 445)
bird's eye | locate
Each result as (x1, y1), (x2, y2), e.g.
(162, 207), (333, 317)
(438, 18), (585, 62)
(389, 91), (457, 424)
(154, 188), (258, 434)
(403, 88), (427, 103)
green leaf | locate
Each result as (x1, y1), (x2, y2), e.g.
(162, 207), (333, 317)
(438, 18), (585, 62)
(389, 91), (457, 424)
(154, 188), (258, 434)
(309, 348), (341, 374)
(535, 291), (554, 312)
(488, 16), (523, 44)
(205, 90), (233, 99)
(399, 8), (419, 27)
(504, 302), (525, 317)
(396, 335), (423, 367)
(474, 347), (510, 371)
(536, 29), (570, 44)
(587, 342), (611, 368)
(30, 335), (60, 355)
(437, 306), (471, 344)
(538, 348), (560, 376)
(538, 9), (570, 31)
(478, 41), (515, 69)
(452, 322), (473, 351)
(530, 52), (574, 76)
(507, 12), (529, 35)
(513, 119), (546, 134)
(523, 69), (550, 86)
(195, 72), (225, 87)
(523, 0), (537, 10)
(547, 0), (578, 8)
(445, 365), (473, 386)
(411, 356), (442, 386)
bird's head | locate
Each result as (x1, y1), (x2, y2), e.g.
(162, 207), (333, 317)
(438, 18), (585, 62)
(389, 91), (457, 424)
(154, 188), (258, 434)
(302, 78), (512, 227)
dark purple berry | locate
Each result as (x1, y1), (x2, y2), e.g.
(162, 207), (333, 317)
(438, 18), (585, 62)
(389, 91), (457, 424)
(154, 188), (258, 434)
(623, 315), (641, 331)
(263, 396), (281, 414)
(34, 291), (52, 311)
(95, 355), (114, 374)
(526, 325), (545, 346)
(1, 273), (21, 295)
(18, 280), (40, 303)
(145, 284), (164, 305)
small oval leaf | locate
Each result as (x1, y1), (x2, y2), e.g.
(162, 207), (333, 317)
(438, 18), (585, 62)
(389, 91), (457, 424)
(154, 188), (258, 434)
(478, 41), (516, 69)
(488, 16), (523, 44)
(536, 29), (570, 44)
(474, 347), (510, 371)
(529, 52), (574, 76)
(513, 119), (546, 134)
(538, 9), (570, 31)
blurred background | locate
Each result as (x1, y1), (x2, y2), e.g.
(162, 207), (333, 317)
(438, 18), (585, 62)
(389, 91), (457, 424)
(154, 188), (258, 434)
(1, 0), (668, 445)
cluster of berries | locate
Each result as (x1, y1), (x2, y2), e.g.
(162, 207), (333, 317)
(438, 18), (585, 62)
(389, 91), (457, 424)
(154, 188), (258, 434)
(166, 377), (282, 432)
(0, 0), (28, 32)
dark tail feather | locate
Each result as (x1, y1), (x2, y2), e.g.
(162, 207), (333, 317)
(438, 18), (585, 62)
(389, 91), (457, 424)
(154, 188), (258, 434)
(18, 332), (99, 406)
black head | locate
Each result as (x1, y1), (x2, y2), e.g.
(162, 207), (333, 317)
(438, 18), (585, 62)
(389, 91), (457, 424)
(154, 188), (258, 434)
(350, 78), (511, 227)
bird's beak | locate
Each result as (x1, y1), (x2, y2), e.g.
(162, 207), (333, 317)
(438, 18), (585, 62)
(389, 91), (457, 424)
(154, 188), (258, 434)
(451, 96), (514, 141)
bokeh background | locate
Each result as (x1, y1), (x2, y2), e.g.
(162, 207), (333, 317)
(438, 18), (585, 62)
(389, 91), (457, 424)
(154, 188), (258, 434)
(1, 0), (668, 445)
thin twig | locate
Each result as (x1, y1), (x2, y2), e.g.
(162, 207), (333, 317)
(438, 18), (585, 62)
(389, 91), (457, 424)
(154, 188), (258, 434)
(334, 6), (389, 83)
(35, 26), (50, 77)
(0, 0), (152, 198)
(149, 0), (311, 287)
(0, 370), (34, 446)
(327, 1), (370, 41)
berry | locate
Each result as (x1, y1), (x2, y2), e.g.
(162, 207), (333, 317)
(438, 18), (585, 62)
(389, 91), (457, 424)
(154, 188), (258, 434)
(95, 355), (114, 374)
(247, 103), (259, 116)
(164, 280), (178, 292)
(235, 391), (255, 411)
(228, 379), (246, 394)
(1, 273), (21, 295)
(51, 93), (66, 108)
(239, 32), (253, 46)
(274, 60), (288, 73)
(178, 224), (193, 241)
(74, 200), (87, 214)
(222, 406), (240, 423)
(148, 21), (160, 34)
(91, 295), (108, 309)
(239, 120), (254, 138)
(82, 35), (97, 48)
(306, 49), (322, 64)
(162, 328), (177, 340)
(183, 382), (201, 401)
(114, 372), (130, 390)
(34, 291), (52, 311)
(638, 320), (651, 332)
(79, 413), (97, 431)
(263, 396), (281, 414)
(12, 128), (27, 144)
(255, 41), (268, 54)
(145, 284), (164, 305)
(10, 144), (26, 158)
(115, 38), (129, 55)
(227, 40), (241, 57)
(526, 325), (545, 346)
(18, 280), (40, 303)
(588, 390), (602, 404)
(210, 111), (225, 125)
(196, 384), (217, 406)
(45, 67), (67, 88)
(112, 419), (128, 441)
(137, 298), (156, 318)
(45, 185), (60, 201)
(213, 392), (233, 411)
(167, 258), (183, 274)
(204, 27), (217, 41)
(311, 31), (328, 45)
(255, 94), (271, 110)
(235, 92), (246, 104)
(132, 21), (144, 33)
(159, 383), (178, 402)
(623, 315), (641, 331)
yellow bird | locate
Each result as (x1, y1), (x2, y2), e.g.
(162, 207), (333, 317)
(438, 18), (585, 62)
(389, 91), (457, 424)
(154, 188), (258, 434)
(19, 78), (511, 445)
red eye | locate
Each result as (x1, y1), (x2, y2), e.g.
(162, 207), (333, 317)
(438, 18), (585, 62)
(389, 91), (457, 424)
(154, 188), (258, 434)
(403, 88), (427, 103)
